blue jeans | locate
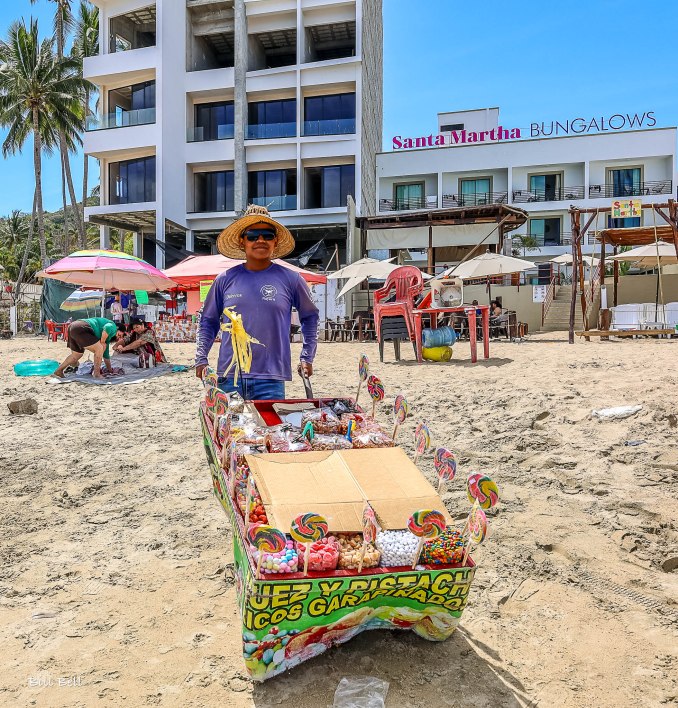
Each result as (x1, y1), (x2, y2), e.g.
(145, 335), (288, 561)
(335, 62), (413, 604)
(218, 376), (285, 401)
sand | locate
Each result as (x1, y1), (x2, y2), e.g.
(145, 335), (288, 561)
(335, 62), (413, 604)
(1, 332), (677, 707)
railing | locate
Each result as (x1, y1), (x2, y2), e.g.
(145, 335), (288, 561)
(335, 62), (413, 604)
(187, 124), (235, 142)
(251, 195), (297, 211)
(86, 108), (156, 131)
(378, 196), (438, 212)
(541, 276), (557, 325)
(303, 118), (356, 136)
(442, 192), (508, 207)
(246, 122), (296, 139)
(512, 186), (585, 203)
(588, 180), (672, 198)
(188, 202), (234, 214)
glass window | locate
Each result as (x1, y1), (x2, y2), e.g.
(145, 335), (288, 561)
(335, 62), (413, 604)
(303, 94), (356, 135)
(460, 178), (491, 205)
(528, 218), (561, 246)
(529, 173), (561, 201)
(394, 183), (423, 210)
(306, 165), (354, 208)
(248, 169), (297, 211)
(109, 156), (155, 205)
(195, 102), (234, 141)
(610, 168), (641, 197)
(195, 171), (234, 212)
(247, 99), (296, 139)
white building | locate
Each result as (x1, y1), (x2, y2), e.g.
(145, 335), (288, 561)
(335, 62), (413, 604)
(84, 0), (383, 268)
(374, 107), (676, 265)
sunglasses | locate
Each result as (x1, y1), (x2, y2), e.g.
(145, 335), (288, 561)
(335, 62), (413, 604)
(243, 229), (276, 242)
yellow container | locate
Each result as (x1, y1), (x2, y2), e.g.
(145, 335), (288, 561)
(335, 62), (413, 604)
(422, 346), (453, 362)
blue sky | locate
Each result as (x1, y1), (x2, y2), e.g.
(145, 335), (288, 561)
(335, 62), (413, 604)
(1, 0), (677, 214)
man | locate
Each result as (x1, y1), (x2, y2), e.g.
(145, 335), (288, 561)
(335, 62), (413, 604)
(110, 294), (124, 324)
(195, 205), (319, 400)
(54, 317), (118, 379)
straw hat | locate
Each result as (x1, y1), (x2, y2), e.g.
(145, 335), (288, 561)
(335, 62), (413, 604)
(216, 205), (295, 260)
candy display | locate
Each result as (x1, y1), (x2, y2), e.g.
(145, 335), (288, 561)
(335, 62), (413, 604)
(251, 540), (299, 575)
(375, 530), (421, 567)
(337, 533), (381, 569)
(466, 473), (499, 510)
(310, 434), (353, 451)
(419, 529), (465, 565)
(266, 429), (312, 454)
(301, 408), (343, 435)
(295, 536), (340, 572)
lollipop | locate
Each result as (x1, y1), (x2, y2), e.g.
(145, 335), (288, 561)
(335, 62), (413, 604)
(466, 474), (499, 510)
(290, 513), (329, 575)
(205, 383), (218, 412)
(434, 447), (457, 493)
(202, 367), (218, 389)
(407, 509), (446, 568)
(247, 524), (287, 579)
(355, 354), (369, 404)
(462, 503), (488, 566)
(366, 374), (385, 418)
(392, 394), (409, 440)
(358, 505), (380, 572)
(413, 421), (431, 464)
(213, 390), (229, 422)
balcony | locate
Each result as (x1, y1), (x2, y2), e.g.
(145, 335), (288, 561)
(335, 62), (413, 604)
(86, 108), (156, 132)
(442, 192), (508, 207)
(303, 118), (355, 137)
(247, 122), (296, 140)
(512, 186), (585, 203)
(251, 195), (297, 211)
(187, 124), (234, 142)
(379, 196), (438, 212)
(109, 5), (156, 54)
(588, 180), (672, 198)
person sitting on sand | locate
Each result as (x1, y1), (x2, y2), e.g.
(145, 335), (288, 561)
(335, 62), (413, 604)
(113, 320), (167, 363)
(54, 317), (117, 379)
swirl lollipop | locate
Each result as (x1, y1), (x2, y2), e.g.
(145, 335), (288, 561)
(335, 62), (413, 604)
(466, 474), (499, 510)
(358, 505), (380, 573)
(392, 394), (409, 440)
(408, 509), (447, 568)
(213, 390), (229, 423)
(462, 503), (488, 566)
(202, 366), (218, 389)
(355, 354), (369, 404)
(434, 447), (456, 493)
(247, 523), (287, 579)
(366, 374), (385, 418)
(290, 513), (329, 576)
(413, 421), (431, 464)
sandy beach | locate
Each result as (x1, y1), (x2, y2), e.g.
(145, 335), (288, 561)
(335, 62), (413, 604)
(1, 332), (677, 707)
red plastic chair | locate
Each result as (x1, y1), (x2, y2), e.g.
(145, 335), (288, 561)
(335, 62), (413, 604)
(45, 320), (58, 342)
(373, 266), (424, 360)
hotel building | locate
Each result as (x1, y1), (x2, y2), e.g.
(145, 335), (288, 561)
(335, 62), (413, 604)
(83, 0), (383, 268)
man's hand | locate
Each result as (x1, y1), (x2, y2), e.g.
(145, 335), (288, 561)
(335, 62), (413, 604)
(298, 361), (313, 378)
(196, 363), (208, 380)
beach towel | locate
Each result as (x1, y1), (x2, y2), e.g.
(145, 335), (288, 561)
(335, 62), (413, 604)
(46, 354), (187, 386)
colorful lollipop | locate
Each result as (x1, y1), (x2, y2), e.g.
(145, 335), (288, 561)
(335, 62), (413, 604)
(462, 503), (488, 566)
(247, 523), (287, 579)
(213, 390), (229, 422)
(202, 367), (218, 389)
(358, 505), (380, 573)
(413, 421), (431, 464)
(392, 394), (409, 440)
(290, 513), (329, 576)
(355, 354), (369, 404)
(466, 474), (499, 510)
(366, 374), (385, 418)
(434, 447), (457, 493)
(407, 509), (446, 569)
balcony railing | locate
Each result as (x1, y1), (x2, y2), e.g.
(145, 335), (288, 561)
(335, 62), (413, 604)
(588, 180), (672, 198)
(188, 202), (234, 214)
(303, 118), (356, 137)
(187, 124), (235, 142)
(512, 186), (585, 203)
(379, 196), (438, 212)
(521, 232), (600, 247)
(251, 195), (297, 211)
(86, 108), (156, 131)
(246, 122), (296, 140)
(442, 192), (508, 207)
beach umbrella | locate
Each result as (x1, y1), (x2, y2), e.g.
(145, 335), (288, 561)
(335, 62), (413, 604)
(329, 257), (413, 302)
(60, 288), (104, 312)
(549, 253), (596, 266)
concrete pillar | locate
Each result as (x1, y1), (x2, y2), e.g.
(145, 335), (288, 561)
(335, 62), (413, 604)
(133, 232), (143, 257)
(233, 0), (248, 213)
(186, 229), (195, 253)
(155, 217), (165, 269)
(100, 225), (111, 248)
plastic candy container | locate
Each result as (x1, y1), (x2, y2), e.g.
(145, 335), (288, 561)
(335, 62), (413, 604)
(375, 530), (420, 567)
(301, 408), (344, 435)
(419, 529), (465, 565)
(336, 534), (380, 569)
(251, 540), (299, 574)
(310, 434), (353, 451)
(266, 429), (312, 454)
(295, 536), (340, 572)
(351, 430), (396, 449)
(249, 503), (269, 526)
(13, 359), (59, 377)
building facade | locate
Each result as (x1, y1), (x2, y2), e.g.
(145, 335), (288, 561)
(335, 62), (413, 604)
(84, 0), (383, 268)
(374, 107), (676, 264)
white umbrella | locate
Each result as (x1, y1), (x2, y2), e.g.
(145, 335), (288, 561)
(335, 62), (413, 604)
(550, 253), (596, 266)
(609, 242), (678, 266)
(329, 257), (400, 302)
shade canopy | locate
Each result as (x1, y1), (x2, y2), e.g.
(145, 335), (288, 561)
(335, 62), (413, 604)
(163, 254), (327, 287)
(39, 249), (176, 291)
(550, 253), (596, 266)
(609, 242), (678, 266)
(327, 257), (398, 281)
(60, 289), (104, 311)
(441, 252), (536, 279)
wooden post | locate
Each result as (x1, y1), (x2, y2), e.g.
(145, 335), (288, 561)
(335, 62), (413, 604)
(427, 224), (434, 274)
(600, 235), (606, 286)
(668, 200), (678, 260)
(613, 246), (619, 307)
(568, 209), (580, 344)
(578, 213), (597, 338)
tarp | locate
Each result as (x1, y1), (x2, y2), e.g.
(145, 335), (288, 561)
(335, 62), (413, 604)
(41, 279), (94, 326)
(366, 223), (500, 250)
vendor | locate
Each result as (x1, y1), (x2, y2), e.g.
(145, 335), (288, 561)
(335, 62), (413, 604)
(195, 204), (319, 400)
(113, 320), (167, 363)
(54, 317), (118, 379)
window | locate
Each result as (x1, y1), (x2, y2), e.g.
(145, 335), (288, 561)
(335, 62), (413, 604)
(459, 177), (491, 206)
(529, 173), (562, 201)
(95, 81), (155, 130)
(194, 171), (234, 212)
(304, 93), (356, 136)
(305, 165), (355, 208)
(193, 102), (234, 141)
(109, 5), (156, 53)
(248, 169), (297, 211)
(440, 123), (464, 131)
(608, 216), (641, 229)
(109, 156), (155, 205)
(528, 218), (561, 246)
(394, 182), (423, 210)
(609, 168), (641, 197)
(247, 99), (296, 139)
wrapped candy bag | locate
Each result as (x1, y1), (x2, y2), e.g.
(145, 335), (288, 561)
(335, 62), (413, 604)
(310, 434), (353, 451)
(301, 408), (344, 435)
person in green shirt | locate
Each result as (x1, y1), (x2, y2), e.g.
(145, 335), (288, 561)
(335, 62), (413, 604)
(54, 317), (119, 379)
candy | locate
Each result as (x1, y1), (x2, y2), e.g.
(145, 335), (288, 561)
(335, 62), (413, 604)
(367, 375), (385, 402)
(247, 524), (286, 554)
(362, 505), (379, 545)
(466, 474), (499, 510)
(469, 506), (488, 545)
(202, 367), (218, 389)
(289, 513), (328, 543)
(213, 391), (229, 420)
(336, 533), (380, 569)
(295, 536), (340, 572)
(375, 530), (420, 567)
(251, 540), (299, 575)
(310, 434), (352, 451)
(419, 529), (465, 565)
(414, 421), (431, 456)
(358, 354), (369, 382)
(407, 510), (446, 539)
(434, 447), (456, 482)
(393, 394), (409, 424)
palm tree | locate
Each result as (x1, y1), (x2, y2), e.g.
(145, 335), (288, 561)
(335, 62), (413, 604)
(511, 234), (542, 258)
(72, 0), (99, 246)
(0, 19), (89, 266)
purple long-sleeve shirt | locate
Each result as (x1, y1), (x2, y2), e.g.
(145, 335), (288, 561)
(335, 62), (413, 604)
(195, 263), (319, 381)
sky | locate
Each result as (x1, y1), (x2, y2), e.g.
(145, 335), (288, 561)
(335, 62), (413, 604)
(1, 0), (677, 215)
